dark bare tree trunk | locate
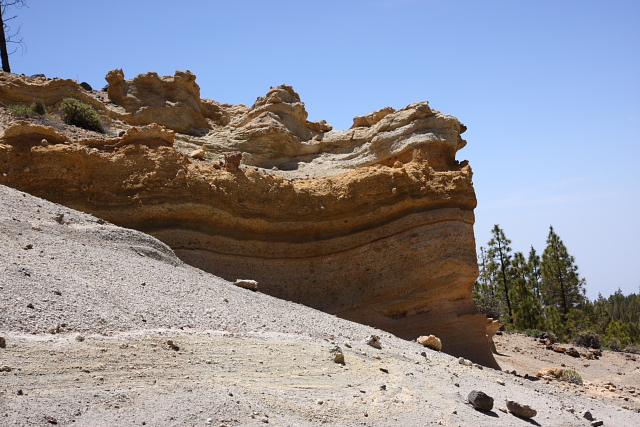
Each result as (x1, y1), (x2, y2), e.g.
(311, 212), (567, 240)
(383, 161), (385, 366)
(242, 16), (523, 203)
(0, 6), (11, 72)
(497, 239), (513, 317)
(0, 0), (28, 73)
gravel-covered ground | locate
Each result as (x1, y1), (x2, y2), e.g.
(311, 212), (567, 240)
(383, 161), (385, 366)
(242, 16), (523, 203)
(1, 184), (639, 426)
(494, 332), (640, 411)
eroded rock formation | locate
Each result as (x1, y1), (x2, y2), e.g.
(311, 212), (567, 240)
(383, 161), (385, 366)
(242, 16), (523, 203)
(0, 69), (498, 368)
(105, 69), (224, 134)
(486, 318), (504, 354)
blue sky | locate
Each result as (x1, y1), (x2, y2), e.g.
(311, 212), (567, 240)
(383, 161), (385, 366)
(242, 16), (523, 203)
(8, 0), (640, 299)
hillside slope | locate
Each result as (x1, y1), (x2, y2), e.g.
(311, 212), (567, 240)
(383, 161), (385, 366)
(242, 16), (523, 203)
(1, 185), (638, 426)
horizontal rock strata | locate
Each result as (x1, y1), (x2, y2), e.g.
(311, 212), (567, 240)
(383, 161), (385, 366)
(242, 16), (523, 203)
(0, 70), (498, 368)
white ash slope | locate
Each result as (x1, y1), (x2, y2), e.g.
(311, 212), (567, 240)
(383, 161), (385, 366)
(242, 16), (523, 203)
(0, 185), (637, 427)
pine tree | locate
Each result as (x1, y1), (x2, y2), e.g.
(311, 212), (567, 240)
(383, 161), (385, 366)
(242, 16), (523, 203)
(541, 226), (586, 323)
(487, 225), (514, 319)
(473, 246), (503, 319)
(591, 293), (611, 330)
(527, 246), (542, 301)
(510, 251), (543, 330)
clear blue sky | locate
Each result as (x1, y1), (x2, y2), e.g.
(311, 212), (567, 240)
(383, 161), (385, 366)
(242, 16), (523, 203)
(8, 0), (640, 299)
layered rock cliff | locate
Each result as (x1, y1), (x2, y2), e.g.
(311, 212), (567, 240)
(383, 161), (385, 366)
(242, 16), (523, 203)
(0, 70), (498, 368)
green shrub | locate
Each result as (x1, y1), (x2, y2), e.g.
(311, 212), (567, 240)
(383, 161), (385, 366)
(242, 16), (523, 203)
(523, 329), (544, 338)
(576, 331), (601, 349)
(560, 369), (583, 385)
(473, 290), (504, 321)
(8, 104), (33, 116)
(7, 100), (47, 117)
(624, 344), (640, 354)
(608, 337), (621, 352)
(59, 98), (104, 133)
(32, 100), (46, 115)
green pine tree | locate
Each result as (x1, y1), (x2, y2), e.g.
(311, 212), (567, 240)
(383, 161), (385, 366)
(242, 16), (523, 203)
(487, 225), (514, 320)
(473, 246), (504, 319)
(541, 226), (586, 326)
(527, 246), (543, 301)
(510, 251), (543, 330)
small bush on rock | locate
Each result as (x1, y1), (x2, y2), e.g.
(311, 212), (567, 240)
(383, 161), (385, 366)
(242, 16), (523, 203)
(32, 100), (46, 115)
(59, 98), (104, 133)
(560, 369), (583, 385)
(8, 104), (32, 116)
(576, 331), (601, 349)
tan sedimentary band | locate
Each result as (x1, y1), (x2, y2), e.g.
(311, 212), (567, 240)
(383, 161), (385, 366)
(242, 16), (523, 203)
(149, 208), (473, 259)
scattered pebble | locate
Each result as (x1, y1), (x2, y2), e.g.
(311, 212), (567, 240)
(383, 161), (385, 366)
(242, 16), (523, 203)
(234, 279), (258, 291)
(458, 357), (472, 366)
(367, 335), (381, 349)
(330, 345), (344, 364)
(44, 415), (58, 424)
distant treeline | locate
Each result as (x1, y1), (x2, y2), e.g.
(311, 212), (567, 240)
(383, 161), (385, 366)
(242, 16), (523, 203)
(473, 225), (640, 350)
